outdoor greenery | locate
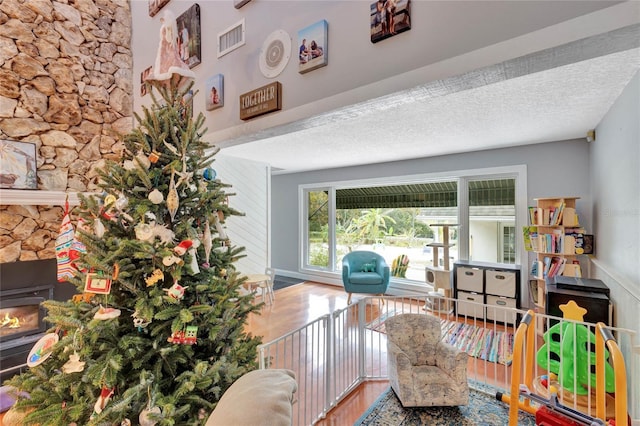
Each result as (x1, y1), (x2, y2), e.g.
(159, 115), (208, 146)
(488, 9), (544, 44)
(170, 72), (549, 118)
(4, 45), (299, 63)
(334, 208), (434, 250)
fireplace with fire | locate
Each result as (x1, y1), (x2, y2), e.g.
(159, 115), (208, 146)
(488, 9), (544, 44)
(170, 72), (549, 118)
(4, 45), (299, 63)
(0, 259), (76, 382)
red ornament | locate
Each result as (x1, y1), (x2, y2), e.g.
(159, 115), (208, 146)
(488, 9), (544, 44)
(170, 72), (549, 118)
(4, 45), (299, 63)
(173, 240), (193, 256)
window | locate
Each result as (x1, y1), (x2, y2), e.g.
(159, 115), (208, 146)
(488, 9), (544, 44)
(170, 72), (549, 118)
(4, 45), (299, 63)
(300, 166), (526, 286)
(467, 178), (516, 264)
(303, 188), (332, 270)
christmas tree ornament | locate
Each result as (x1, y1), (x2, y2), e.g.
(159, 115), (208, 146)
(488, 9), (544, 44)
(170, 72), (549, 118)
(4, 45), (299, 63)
(26, 333), (59, 367)
(175, 169), (193, 189)
(72, 292), (96, 304)
(92, 386), (115, 417)
(123, 159), (136, 170)
(145, 269), (164, 286)
(132, 311), (151, 331)
(112, 263), (120, 281)
(116, 194), (128, 210)
(94, 218), (106, 238)
(153, 225), (175, 244)
(104, 194), (117, 208)
(148, 188), (164, 204)
(162, 254), (182, 267)
(145, 212), (157, 224)
(213, 213), (228, 240)
(94, 305), (121, 320)
(56, 200), (77, 282)
(69, 217), (87, 268)
(202, 219), (212, 267)
(139, 406), (161, 426)
(135, 223), (154, 241)
(62, 351), (86, 374)
(173, 239), (193, 256)
(148, 150), (161, 163)
(121, 419), (132, 426)
(187, 247), (200, 275)
(217, 209), (225, 222)
(167, 325), (198, 345)
(166, 171), (179, 222)
(136, 151), (151, 170)
(85, 272), (112, 294)
(202, 167), (216, 181)
(164, 281), (187, 300)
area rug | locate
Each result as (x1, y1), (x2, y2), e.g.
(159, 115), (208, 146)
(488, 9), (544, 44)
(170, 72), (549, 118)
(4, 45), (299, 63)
(355, 386), (535, 425)
(365, 310), (514, 366)
(272, 275), (305, 291)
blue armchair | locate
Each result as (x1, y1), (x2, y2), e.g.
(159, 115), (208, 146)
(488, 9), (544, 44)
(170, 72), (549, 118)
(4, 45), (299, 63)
(342, 251), (390, 304)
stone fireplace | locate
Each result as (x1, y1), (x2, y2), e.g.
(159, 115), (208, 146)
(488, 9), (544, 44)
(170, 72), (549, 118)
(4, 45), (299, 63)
(0, 259), (76, 382)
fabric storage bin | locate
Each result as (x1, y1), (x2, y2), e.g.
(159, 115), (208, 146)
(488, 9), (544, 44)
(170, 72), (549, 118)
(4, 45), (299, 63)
(455, 290), (484, 319)
(485, 269), (516, 297)
(456, 267), (483, 292)
(485, 295), (517, 323)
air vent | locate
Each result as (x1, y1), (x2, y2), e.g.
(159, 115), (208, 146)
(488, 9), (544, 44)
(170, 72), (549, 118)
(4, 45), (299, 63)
(218, 19), (245, 58)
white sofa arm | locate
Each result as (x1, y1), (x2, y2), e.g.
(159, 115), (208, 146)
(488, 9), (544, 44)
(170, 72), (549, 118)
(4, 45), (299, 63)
(205, 369), (297, 426)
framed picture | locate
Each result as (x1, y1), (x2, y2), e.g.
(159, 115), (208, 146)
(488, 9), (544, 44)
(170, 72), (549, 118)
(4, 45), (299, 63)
(0, 139), (37, 189)
(298, 20), (328, 74)
(176, 4), (201, 69)
(233, 0), (252, 9)
(370, 0), (411, 43)
(148, 0), (170, 17)
(140, 66), (152, 96)
(205, 74), (224, 111)
(84, 273), (113, 294)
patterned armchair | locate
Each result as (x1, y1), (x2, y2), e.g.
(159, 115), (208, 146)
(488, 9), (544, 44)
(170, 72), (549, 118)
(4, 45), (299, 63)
(385, 313), (469, 407)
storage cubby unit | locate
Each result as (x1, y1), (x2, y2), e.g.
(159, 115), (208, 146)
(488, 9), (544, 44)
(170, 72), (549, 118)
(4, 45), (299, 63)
(453, 261), (521, 323)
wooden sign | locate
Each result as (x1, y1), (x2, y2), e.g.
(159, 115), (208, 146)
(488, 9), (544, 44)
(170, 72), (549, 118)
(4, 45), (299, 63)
(239, 82), (282, 120)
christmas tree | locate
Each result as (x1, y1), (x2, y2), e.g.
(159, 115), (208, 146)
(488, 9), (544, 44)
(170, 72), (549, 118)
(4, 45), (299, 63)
(4, 75), (263, 425)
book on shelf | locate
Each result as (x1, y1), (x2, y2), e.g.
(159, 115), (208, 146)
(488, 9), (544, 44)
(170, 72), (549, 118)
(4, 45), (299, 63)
(530, 260), (543, 279)
(565, 227), (586, 254)
(528, 203), (567, 226)
(562, 207), (578, 226)
(542, 256), (566, 279)
(522, 226), (538, 251)
(562, 262), (582, 278)
(549, 256), (566, 277)
(551, 202), (565, 225)
(528, 207), (542, 225)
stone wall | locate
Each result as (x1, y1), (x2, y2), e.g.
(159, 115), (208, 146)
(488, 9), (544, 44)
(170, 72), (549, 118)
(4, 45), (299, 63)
(0, 0), (133, 263)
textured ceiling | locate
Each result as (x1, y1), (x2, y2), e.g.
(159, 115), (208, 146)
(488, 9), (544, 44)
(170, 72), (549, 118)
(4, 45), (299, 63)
(220, 25), (640, 174)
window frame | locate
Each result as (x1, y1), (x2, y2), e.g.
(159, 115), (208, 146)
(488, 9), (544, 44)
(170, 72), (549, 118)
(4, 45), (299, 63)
(299, 165), (527, 291)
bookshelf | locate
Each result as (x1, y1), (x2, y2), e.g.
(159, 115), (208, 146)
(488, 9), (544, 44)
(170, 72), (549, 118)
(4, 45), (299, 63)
(523, 197), (587, 311)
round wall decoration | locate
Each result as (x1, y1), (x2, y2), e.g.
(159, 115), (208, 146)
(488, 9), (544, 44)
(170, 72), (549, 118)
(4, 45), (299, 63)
(259, 29), (292, 78)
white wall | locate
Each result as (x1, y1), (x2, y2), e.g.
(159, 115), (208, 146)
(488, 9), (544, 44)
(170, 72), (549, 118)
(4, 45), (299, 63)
(130, 1), (624, 145)
(589, 70), (640, 337)
(213, 154), (270, 275)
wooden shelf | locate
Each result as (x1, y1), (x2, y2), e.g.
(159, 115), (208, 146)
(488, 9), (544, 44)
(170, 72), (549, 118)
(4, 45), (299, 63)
(426, 242), (455, 248)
